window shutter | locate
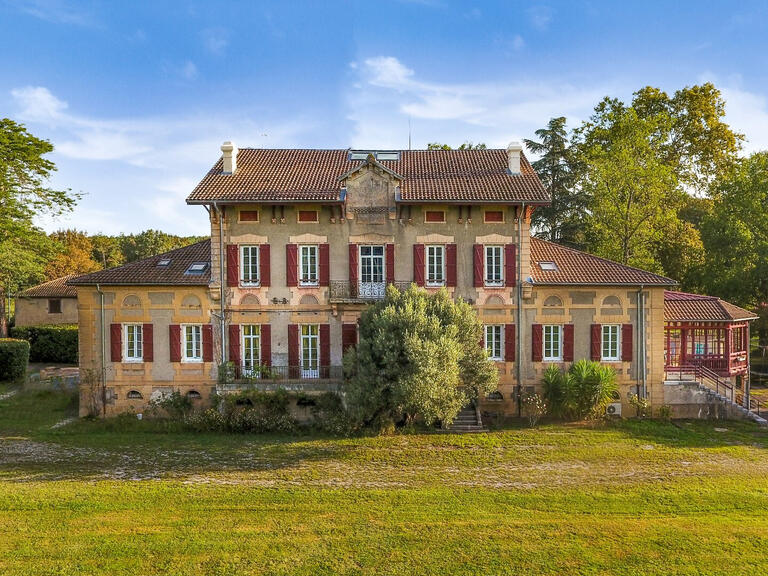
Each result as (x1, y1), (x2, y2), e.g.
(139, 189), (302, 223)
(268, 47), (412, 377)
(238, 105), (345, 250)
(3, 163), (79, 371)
(110, 323), (122, 363)
(473, 244), (484, 287)
(260, 324), (271, 366)
(342, 323), (357, 352)
(591, 324), (602, 361)
(143, 323), (153, 362)
(622, 324), (633, 361)
(320, 324), (330, 367)
(286, 244), (298, 287)
(202, 324), (213, 362)
(386, 244), (395, 284)
(226, 244), (239, 287)
(319, 243), (330, 286)
(532, 324), (543, 362)
(504, 324), (515, 362)
(563, 324), (574, 362)
(169, 325), (181, 363)
(228, 324), (241, 366)
(260, 244), (271, 287)
(446, 243), (457, 287)
(505, 244), (517, 287)
(288, 324), (299, 375)
(348, 244), (358, 293)
(413, 244), (425, 286)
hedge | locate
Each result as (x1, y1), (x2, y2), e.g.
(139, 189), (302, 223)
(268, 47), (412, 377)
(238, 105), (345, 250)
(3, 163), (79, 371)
(10, 324), (78, 364)
(0, 339), (30, 383)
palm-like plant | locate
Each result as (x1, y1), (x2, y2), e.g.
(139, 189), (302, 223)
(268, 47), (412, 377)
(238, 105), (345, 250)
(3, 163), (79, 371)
(540, 360), (618, 420)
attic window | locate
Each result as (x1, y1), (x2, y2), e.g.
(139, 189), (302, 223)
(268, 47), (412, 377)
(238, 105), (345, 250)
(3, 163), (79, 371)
(185, 262), (208, 275)
(539, 261), (558, 271)
(376, 151), (400, 161)
(349, 150), (400, 161)
(157, 259), (171, 267)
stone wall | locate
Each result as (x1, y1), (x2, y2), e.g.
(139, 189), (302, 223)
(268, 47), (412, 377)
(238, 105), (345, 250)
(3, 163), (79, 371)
(15, 296), (78, 326)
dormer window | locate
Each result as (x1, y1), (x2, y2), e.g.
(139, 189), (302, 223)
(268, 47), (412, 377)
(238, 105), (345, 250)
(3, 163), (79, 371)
(348, 150), (401, 161)
(185, 262), (208, 275)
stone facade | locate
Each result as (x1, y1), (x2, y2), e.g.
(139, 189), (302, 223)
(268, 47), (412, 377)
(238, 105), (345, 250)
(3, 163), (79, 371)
(15, 296), (78, 327)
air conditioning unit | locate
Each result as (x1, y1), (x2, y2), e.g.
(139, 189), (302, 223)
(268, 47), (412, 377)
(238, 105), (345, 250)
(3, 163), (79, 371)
(606, 402), (622, 417)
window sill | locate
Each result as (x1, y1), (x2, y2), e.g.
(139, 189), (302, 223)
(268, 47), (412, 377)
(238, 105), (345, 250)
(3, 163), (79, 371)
(240, 282), (261, 288)
(601, 358), (622, 363)
(123, 359), (144, 364)
(483, 283), (504, 288)
(426, 282), (446, 288)
(182, 358), (204, 364)
(299, 282), (319, 287)
(543, 359), (563, 363)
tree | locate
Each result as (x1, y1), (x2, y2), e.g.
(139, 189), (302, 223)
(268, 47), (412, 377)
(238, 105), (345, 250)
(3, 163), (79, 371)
(45, 230), (101, 279)
(119, 230), (205, 263)
(0, 119), (78, 336)
(344, 285), (498, 429)
(524, 117), (585, 245)
(426, 142), (487, 150)
(90, 234), (124, 269)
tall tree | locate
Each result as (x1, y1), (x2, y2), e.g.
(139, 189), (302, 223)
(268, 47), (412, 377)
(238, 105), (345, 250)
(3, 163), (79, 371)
(426, 142), (487, 150)
(524, 117), (584, 245)
(90, 234), (125, 269)
(119, 230), (205, 263)
(0, 119), (78, 336)
(45, 230), (101, 280)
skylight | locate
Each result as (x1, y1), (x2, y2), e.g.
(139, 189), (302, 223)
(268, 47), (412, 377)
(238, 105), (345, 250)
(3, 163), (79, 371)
(349, 150), (401, 161)
(157, 259), (171, 267)
(539, 261), (558, 271)
(185, 262), (208, 275)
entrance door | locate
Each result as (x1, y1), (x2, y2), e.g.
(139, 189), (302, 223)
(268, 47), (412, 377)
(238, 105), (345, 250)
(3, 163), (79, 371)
(301, 324), (319, 379)
(359, 245), (385, 299)
(242, 325), (261, 378)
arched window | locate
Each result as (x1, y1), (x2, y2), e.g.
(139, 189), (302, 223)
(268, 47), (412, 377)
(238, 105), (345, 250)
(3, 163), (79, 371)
(602, 295), (622, 308)
(127, 390), (143, 399)
(186, 390), (202, 400)
(543, 295), (563, 307)
(121, 295), (141, 309)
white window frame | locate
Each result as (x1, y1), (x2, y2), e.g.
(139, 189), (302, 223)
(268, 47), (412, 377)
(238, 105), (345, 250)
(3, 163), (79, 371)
(299, 244), (319, 286)
(484, 245), (503, 286)
(543, 325), (562, 362)
(602, 324), (621, 362)
(241, 325), (261, 376)
(183, 324), (203, 363)
(301, 324), (319, 379)
(426, 244), (445, 286)
(484, 325), (503, 361)
(123, 324), (143, 363)
(240, 245), (260, 286)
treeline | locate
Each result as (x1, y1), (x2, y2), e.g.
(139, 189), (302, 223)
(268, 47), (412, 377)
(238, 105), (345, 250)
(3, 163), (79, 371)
(44, 229), (207, 281)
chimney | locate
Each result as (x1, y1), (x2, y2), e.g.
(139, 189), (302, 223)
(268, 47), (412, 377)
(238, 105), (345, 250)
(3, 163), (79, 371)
(507, 141), (523, 175)
(221, 141), (238, 174)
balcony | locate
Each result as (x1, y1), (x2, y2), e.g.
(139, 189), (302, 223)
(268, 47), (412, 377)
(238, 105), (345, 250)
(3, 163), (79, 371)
(218, 364), (344, 393)
(329, 280), (412, 302)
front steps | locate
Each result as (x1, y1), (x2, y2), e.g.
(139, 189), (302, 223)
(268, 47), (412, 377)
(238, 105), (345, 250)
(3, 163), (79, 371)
(445, 404), (487, 433)
(663, 379), (768, 427)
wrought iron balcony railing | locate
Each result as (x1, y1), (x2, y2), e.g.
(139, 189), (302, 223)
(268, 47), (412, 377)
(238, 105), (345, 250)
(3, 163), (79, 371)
(217, 364), (344, 392)
(329, 280), (412, 302)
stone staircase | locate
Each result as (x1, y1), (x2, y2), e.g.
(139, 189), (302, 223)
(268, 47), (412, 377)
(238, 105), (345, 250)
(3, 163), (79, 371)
(445, 403), (487, 433)
(664, 376), (768, 427)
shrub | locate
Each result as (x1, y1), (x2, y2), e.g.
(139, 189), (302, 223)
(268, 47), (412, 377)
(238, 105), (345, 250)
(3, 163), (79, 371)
(311, 392), (353, 435)
(629, 394), (651, 419)
(148, 390), (193, 419)
(10, 324), (78, 364)
(522, 392), (546, 428)
(657, 404), (672, 421)
(0, 338), (30, 383)
(541, 359), (618, 420)
(201, 389), (298, 433)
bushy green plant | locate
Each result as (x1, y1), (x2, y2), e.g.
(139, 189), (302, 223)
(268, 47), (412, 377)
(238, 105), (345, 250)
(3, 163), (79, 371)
(541, 359), (618, 420)
(10, 324), (78, 364)
(203, 389), (298, 433)
(657, 404), (672, 421)
(0, 338), (30, 383)
(311, 392), (353, 435)
(148, 390), (192, 419)
(522, 392), (547, 428)
(629, 393), (651, 419)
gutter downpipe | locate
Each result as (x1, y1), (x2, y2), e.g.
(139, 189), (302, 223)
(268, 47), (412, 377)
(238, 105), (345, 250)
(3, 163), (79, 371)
(638, 285), (647, 399)
(213, 202), (227, 366)
(96, 283), (106, 418)
(516, 203), (525, 418)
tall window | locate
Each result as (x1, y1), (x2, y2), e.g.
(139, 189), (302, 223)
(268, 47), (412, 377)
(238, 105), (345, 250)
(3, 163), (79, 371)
(300, 245), (319, 285)
(124, 324), (143, 362)
(543, 325), (562, 361)
(242, 325), (261, 373)
(426, 245), (445, 286)
(184, 325), (202, 362)
(601, 324), (620, 361)
(484, 325), (503, 361)
(301, 324), (319, 378)
(485, 245), (503, 286)
(240, 245), (260, 285)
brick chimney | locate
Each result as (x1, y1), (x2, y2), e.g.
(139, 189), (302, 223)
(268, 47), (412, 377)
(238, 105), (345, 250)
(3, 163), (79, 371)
(221, 141), (238, 174)
(507, 141), (522, 175)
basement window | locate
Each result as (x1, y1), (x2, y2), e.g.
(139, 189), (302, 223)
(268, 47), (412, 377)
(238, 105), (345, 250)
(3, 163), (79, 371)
(538, 261), (558, 271)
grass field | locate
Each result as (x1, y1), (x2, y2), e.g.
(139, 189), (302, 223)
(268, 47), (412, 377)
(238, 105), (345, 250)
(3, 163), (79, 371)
(1, 386), (768, 575)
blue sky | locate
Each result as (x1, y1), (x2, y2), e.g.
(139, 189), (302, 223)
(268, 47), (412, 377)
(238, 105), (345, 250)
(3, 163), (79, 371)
(2, 0), (768, 236)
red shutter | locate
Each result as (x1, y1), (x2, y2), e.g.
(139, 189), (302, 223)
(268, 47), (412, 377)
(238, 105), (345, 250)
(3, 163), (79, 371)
(386, 244), (395, 284)
(288, 324), (299, 367)
(342, 323), (357, 352)
(348, 244), (358, 292)
(286, 244), (298, 287)
(320, 324), (330, 368)
(260, 244), (271, 287)
(202, 324), (213, 362)
(446, 244), (457, 287)
(229, 324), (241, 366)
(563, 324), (574, 362)
(622, 324), (633, 361)
(473, 244), (484, 287)
(226, 244), (239, 287)
(504, 324), (515, 362)
(143, 323), (153, 362)
(260, 324), (271, 366)
(319, 243), (330, 286)
(532, 324), (543, 362)
(169, 325), (181, 362)
(413, 244), (425, 286)
(110, 323), (122, 362)
(505, 244), (517, 287)
(591, 324), (602, 361)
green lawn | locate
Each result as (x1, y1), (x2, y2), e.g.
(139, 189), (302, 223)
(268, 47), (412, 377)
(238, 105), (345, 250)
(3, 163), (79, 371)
(1, 386), (768, 575)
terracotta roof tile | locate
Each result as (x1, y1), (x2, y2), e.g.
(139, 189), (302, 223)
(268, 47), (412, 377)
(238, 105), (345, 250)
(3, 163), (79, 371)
(530, 238), (676, 286)
(18, 275), (79, 298)
(69, 240), (211, 286)
(664, 291), (757, 322)
(186, 148), (549, 204)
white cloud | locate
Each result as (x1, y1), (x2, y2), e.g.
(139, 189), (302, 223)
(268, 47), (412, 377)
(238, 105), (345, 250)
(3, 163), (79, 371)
(12, 0), (99, 27)
(201, 27), (229, 56)
(181, 60), (198, 80)
(718, 87), (768, 153)
(527, 5), (553, 31)
(10, 86), (68, 122)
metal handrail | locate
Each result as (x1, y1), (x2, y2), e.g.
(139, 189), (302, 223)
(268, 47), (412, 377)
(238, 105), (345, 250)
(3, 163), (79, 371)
(669, 363), (734, 401)
(225, 364), (344, 382)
